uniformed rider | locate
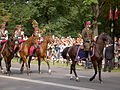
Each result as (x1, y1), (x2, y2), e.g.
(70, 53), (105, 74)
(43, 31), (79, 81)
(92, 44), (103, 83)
(0, 24), (8, 48)
(82, 21), (94, 60)
(14, 25), (25, 44)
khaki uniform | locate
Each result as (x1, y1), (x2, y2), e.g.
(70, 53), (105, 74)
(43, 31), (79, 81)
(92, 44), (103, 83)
(82, 28), (93, 51)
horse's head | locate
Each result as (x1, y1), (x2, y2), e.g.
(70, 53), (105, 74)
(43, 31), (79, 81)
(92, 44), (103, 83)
(27, 36), (39, 46)
(44, 34), (54, 44)
(6, 37), (15, 51)
(98, 32), (113, 44)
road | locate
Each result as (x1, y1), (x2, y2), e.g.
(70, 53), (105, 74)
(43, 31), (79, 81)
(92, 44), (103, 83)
(0, 62), (120, 90)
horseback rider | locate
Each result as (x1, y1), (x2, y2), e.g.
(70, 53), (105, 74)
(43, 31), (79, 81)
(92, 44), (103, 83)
(0, 24), (8, 48)
(29, 27), (41, 57)
(32, 27), (43, 44)
(82, 21), (94, 60)
(14, 25), (25, 44)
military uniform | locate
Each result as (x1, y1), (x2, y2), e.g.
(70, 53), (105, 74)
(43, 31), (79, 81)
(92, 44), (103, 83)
(81, 21), (94, 66)
(30, 27), (41, 56)
(32, 27), (43, 43)
(82, 21), (93, 51)
(14, 25), (25, 44)
(0, 25), (8, 48)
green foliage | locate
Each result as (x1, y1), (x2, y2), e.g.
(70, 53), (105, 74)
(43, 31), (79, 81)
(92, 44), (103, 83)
(0, 0), (120, 37)
(0, 2), (11, 24)
(83, 0), (98, 5)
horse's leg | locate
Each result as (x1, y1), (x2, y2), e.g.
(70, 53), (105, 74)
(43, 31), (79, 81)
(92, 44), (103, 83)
(0, 58), (4, 73)
(4, 57), (11, 75)
(44, 57), (51, 74)
(98, 60), (103, 83)
(70, 63), (73, 80)
(72, 61), (79, 81)
(3, 57), (8, 74)
(89, 60), (97, 81)
(38, 56), (41, 73)
(20, 58), (24, 73)
(28, 56), (32, 73)
(7, 59), (12, 76)
(23, 56), (29, 75)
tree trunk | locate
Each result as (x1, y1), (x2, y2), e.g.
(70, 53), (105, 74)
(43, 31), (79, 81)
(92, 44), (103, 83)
(94, 4), (99, 36)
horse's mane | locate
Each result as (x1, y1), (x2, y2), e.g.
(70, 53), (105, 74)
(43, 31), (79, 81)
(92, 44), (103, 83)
(26, 36), (36, 43)
(26, 36), (33, 42)
(95, 32), (107, 42)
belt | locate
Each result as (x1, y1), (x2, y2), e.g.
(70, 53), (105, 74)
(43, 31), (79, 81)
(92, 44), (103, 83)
(85, 36), (92, 39)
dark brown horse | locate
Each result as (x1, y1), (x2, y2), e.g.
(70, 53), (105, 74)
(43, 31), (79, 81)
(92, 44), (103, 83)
(28, 35), (54, 74)
(0, 37), (15, 75)
(19, 36), (39, 74)
(62, 32), (113, 83)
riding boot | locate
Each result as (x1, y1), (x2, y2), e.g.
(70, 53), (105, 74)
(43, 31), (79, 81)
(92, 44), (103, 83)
(32, 48), (36, 57)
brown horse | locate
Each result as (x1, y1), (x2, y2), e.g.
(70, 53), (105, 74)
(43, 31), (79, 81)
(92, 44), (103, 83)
(19, 36), (39, 74)
(62, 32), (113, 83)
(0, 37), (15, 75)
(28, 35), (54, 74)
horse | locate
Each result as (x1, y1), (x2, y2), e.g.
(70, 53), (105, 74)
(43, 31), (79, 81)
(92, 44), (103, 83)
(28, 35), (54, 74)
(0, 37), (15, 75)
(19, 36), (39, 74)
(62, 32), (113, 83)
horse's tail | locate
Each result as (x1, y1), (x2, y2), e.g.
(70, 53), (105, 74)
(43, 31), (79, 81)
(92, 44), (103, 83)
(61, 47), (70, 59)
(62, 47), (71, 66)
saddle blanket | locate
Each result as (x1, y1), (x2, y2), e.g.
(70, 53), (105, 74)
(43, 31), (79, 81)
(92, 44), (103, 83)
(29, 41), (42, 55)
(1, 40), (6, 43)
(29, 46), (39, 55)
(75, 49), (93, 61)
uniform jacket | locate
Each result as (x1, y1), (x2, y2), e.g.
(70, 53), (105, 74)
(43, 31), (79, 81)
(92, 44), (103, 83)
(105, 45), (114, 60)
(82, 28), (93, 42)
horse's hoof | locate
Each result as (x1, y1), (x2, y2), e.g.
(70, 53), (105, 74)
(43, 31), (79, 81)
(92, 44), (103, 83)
(48, 69), (52, 75)
(27, 70), (31, 76)
(8, 73), (11, 76)
(49, 72), (52, 75)
(28, 68), (32, 73)
(100, 80), (103, 84)
(39, 71), (42, 74)
(89, 78), (93, 81)
(27, 73), (31, 76)
(20, 71), (23, 74)
(70, 77), (74, 80)
(1, 70), (4, 74)
(4, 71), (8, 74)
(76, 77), (80, 82)
(70, 75), (74, 80)
(29, 71), (32, 73)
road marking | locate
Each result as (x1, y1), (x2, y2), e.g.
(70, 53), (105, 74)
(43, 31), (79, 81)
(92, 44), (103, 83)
(65, 74), (90, 78)
(0, 75), (94, 90)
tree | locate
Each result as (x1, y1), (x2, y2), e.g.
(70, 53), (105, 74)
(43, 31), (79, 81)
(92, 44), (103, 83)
(0, 2), (11, 25)
(1, 0), (119, 37)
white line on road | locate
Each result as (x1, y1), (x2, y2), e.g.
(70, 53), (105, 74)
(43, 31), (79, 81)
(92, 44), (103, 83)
(0, 75), (94, 90)
(65, 74), (90, 78)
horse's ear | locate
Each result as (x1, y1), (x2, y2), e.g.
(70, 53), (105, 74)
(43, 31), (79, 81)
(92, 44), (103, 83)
(32, 34), (35, 37)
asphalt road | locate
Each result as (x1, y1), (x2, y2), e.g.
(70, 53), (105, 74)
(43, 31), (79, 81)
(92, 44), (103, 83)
(0, 62), (120, 90)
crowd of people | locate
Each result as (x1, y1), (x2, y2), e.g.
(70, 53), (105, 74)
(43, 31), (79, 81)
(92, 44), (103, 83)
(0, 21), (120, 70)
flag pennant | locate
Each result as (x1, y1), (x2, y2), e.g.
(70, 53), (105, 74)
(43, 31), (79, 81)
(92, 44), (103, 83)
(108, 7), (113, 21)
(114, 8), (118, 20)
